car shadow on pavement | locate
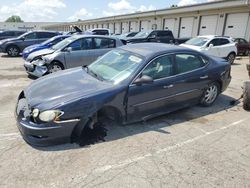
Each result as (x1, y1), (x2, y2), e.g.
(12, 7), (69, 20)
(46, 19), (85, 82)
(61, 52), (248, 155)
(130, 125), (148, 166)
(1, 54), (22, 58)
(35, 94), (240, 151)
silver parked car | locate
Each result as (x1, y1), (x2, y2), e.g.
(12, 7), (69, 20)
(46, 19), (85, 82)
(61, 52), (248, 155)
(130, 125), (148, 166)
(24, 35), (124, 77)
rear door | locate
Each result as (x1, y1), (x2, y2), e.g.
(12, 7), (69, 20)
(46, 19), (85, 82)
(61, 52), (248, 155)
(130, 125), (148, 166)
(64, 37), (94, 68)
(216, 38), (232, 58)
(171, 53), (210, 106)
(93, 37), (116, 59)
(205, 38), (220, 57)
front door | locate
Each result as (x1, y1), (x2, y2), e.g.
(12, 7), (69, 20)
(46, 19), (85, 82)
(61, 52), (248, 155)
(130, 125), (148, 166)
(65, 37), (94, 68)
(127, 54), (177, 122)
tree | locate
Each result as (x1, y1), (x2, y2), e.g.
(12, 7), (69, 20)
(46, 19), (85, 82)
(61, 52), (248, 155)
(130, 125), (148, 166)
(170, 5), (178, 8)
(5, 15), (24, 23)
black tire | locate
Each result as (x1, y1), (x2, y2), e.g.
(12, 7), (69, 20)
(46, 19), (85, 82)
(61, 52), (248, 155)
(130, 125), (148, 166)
(200, 82), (220, 107)
(47, 62), (64, 74)
(245, 49), (250, 56)
(6, 45), (20, 57)
(226, 53), (236, 64)
(243, 81), (250, 111)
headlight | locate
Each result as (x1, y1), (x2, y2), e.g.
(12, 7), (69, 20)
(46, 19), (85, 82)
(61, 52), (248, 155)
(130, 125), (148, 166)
(32, 59), (45, 66)
(38, 110), (64, 122)
(42, 56), (51, 63)
(32, 108), (39, 118)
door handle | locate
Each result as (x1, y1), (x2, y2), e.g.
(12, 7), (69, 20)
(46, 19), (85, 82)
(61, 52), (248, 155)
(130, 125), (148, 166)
(200, 75), (208, 79)
(163, 84), (174, 89)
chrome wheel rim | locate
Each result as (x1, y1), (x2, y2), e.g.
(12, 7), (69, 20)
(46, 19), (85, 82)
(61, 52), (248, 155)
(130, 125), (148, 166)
(228, 54), (235, 64)
(204, 85), (218, 104)
(49, 65), (62, 73)
(8, 47), (18, 56)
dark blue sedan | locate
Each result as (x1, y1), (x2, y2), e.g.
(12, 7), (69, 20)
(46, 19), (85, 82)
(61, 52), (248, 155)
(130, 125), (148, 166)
(15, 43), (231, 146)
(22, 35), (70, 60)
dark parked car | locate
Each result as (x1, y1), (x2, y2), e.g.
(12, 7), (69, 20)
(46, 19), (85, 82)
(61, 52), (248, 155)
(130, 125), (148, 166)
(22, 35), (70, 60)
(233, 38), (250, 56)
(0, 31), (60, 57)
(0, 30), (25, 40)
(16, 43), (231, 146)
(24, 35), (124, 77)
(126, 30), (190, 44)
(118, 32), (139, 40)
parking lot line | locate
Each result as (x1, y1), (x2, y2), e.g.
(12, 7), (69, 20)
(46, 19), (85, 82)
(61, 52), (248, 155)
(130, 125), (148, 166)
(94, 118), (248, 174)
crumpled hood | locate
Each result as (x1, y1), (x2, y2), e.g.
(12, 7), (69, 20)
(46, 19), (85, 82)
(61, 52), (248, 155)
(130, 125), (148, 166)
(26, 48), (55, 62)
(179, 44), (202, 51)
(24, 67), (114, 110)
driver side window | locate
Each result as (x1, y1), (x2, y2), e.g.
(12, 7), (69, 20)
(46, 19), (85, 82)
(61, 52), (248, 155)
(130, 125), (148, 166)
(25, 33), (37, 40)
(142, 55), (173, 80)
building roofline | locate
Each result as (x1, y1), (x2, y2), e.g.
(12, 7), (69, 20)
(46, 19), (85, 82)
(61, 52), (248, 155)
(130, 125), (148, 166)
(44, 0), (249, 28)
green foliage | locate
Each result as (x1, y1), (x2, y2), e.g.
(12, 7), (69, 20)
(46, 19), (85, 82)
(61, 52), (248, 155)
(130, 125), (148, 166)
(5, 15), (24, 23)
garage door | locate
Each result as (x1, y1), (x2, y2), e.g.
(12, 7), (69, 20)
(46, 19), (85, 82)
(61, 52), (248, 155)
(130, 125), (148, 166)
(164, 18), (177, 37)
(224, 13), (249, 38)
(109, 23), (115, 34)
(140, 20), (150, 31)
(103, 23), (108, 29)
(130, 21), (139, 32)
(122, 22), (129, 33)
(114, 22), (121, 34)
(199, 15), (218, 35)
(179, 17), (194, 38)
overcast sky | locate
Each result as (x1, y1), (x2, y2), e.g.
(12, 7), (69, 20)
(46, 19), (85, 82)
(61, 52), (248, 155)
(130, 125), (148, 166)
(0, 0), (217, 22)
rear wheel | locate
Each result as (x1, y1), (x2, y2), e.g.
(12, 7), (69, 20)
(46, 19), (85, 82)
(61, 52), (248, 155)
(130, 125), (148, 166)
(6, 45), (20, 57)
(244, 49), (250, 56)
(200, 82), (220, 107)
(47, 62), (64, 74)
(243, 81), (250, 111)
(227, 53), (236, 64)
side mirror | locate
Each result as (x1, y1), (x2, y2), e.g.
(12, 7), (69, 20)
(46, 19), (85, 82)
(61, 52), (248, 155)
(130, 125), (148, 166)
(208, 43), (214, 48)
(20, 37), (25, 41)
(64, 47), (72, 52)
(133, 75), (153, 85)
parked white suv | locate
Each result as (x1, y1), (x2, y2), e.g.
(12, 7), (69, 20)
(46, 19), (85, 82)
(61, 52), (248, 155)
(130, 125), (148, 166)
(180, 35), (237, 64)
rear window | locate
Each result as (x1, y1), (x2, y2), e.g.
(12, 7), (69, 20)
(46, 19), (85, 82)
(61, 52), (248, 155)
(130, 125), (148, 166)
(92, 30), (109, 35)
(220, 38), (230, 45)
(157, 31), (173, 37)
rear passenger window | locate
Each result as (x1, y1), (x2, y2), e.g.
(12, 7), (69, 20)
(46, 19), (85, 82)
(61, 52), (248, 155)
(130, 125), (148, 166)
(94, 38), (116, 49)
(175, 54), (205, 74)
(220, 39), (230, 45)
(25, 33), (37, 39)
(37, 32), (57, 39)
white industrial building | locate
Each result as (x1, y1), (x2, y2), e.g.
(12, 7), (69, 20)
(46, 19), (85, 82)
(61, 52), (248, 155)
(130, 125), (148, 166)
(42, 0), (250, 40)
(0, 22), (61, 31)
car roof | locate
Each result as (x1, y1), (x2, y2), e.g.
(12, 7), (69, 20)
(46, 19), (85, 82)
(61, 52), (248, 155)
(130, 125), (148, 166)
(197, 35), (232, 40)
(119, 43), (194, 58)
(71, 34), (119, 40)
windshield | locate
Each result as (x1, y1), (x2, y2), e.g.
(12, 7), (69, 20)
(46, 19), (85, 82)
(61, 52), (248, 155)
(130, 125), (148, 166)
(185, 37), (209, 46)
(18, 31), (30, 39)
(88, 49), (144, 84)
(51, 36), (77, 50)
(134, 31), (152, 38)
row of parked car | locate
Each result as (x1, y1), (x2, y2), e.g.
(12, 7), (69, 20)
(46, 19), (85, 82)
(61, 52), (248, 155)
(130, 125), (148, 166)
(0, 27), (247, 146)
